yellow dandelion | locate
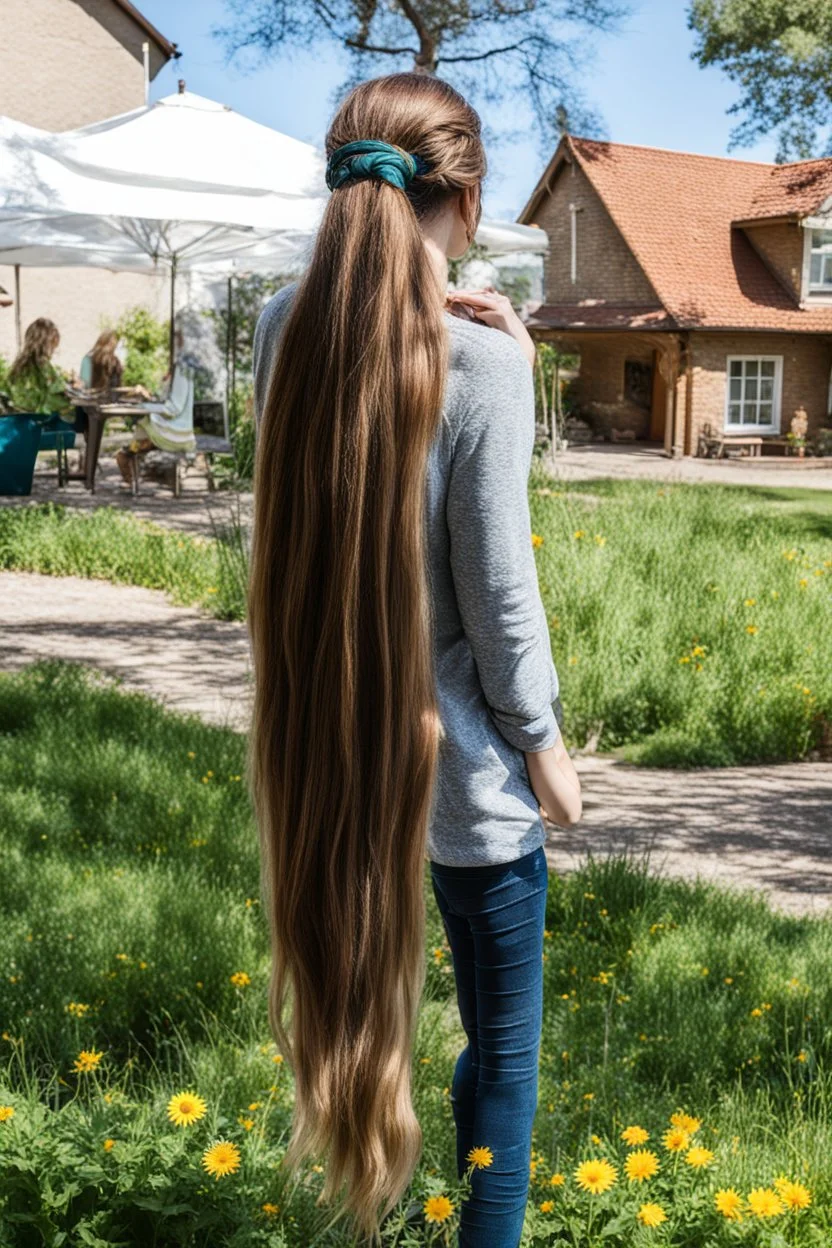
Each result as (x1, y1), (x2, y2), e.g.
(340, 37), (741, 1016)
(746, 624), (758, 635)
(670, 1112), (701, 1135)
(796, 1050), (807, 1063)
(662, 1126), (690, 1152)
(467, 1145), (494, 1169)
(103, 1138), (115, 1151)
(715, 1189), (744, 1221)
(573, 529), (585, 539)
(744, 598), (756, 607)
(777, 1180), (811, 1211)
(423, 1195), (454, 1224)
(230, 971), (251, 987)
(73, 1048), (104, 1074)
(594, 534), (606, 546)
(621, 1125), (649, 1146)
(799, 578), (808, 589)
(679, 655), (691, 664)
(532, 533), (544, 548)
(0, 1106), (15, 1122)
(637, 1203), (667, 1228)
(550, 1173), (565, 1186)
(625, 1150), (659, 1183)
(261, 1202), (280, 1216)
(167, 1091), (208, 1127)
(574, 1159), (617, 1194)
(750, 1007), (763, 1018)
(539, 1199), (554, 1213)
(201, 1140), (241, 1180)
(685, 1146), (714, 1168)
(747, 1188), (784, 1218)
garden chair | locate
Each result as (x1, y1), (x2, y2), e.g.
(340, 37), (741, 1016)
(123, 364), (196, 497)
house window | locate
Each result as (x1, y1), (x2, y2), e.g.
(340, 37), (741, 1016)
(810, 230), (832, 291)
(725, 357), (783, 433)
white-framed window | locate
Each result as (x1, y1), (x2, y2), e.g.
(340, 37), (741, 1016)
(810, 229), (832, 292)
(725, 356), (783, 433)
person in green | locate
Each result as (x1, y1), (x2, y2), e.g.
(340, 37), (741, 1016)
(6, 318), (72, 420)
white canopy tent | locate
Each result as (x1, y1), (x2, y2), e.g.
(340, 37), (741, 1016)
(0, 89), (548, 431)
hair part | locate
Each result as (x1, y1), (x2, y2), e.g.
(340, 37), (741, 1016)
(248, 72), (485, 1244)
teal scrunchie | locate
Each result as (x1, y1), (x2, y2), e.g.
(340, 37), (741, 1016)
(325, 139), (431, 192)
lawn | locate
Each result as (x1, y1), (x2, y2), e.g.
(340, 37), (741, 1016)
(3, 475), (830, 768)
(1, 663), (830, 1246)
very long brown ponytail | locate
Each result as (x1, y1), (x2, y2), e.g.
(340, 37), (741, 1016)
(248, 73), (485, 1243)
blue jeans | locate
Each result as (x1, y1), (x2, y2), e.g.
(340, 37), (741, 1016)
(430, 844), (549, 1248)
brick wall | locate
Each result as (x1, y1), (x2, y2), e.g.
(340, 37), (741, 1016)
(741, 222), (804, 303)
(572, 337), (656, 438)
(689, 332), (832, 449)
(530, 161), (659, 307)
(0, 0), (167, 132)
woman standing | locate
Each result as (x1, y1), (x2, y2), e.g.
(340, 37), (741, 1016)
(249, 72), (582, 1248)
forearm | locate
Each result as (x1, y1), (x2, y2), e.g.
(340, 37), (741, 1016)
(524, 736), (582, 828)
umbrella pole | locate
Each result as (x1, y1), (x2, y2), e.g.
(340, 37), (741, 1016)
(169, 255), (177, 375)
(224, 275), (232, 442)
(13, 265), (21, 352)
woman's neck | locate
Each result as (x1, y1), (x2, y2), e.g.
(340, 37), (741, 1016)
(422, 233), (449, 295)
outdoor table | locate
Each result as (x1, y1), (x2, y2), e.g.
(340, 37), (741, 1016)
(67, 397), (152, 492)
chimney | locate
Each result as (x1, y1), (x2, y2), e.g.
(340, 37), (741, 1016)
(178, 79), (186, 94)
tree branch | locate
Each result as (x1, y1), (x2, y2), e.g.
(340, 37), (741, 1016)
(345, 37), (419, 55)
(438, 36), (540, 64)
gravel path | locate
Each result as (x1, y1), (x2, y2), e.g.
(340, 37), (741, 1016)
(2, 570), (830, 916)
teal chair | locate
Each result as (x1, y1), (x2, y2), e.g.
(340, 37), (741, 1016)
(0, 414), (44, 496)
(38, 413), (77, 487)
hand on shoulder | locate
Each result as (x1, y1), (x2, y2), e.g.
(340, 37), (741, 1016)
(446, 287), (536, 369)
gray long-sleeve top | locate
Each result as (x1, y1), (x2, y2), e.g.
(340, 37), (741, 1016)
(252, 283), (561, 867)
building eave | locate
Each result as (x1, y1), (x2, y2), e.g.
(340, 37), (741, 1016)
(111, 0), (179, 63)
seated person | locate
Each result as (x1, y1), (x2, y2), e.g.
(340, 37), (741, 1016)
(80, 329), (124, 394)
(115, 329), (196, 486)
(6, 318), (72, 419)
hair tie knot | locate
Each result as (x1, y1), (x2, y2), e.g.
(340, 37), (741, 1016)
(325, 139), (431, 192)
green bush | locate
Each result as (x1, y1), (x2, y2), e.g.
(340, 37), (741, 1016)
(114, 305), (169, 393)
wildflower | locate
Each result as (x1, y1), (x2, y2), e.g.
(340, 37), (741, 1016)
(715, 1189), (744, 1221)
(467, 1146), (493, 1169)
(230, 971), (251, 987)
(239, 1116), (255, 1131)
(0, 1106), (15, 1122)
(550, 1173), (565, 1186)
(532, 533), (544, 548)
(744, 598), (756, 607)
(625, 1150), (660, 1183)
(272, 1054), (284, 1064)
(568, 655), (579, 666)
(591, 1134), (602, 1145)
(750, 1007), (763, 1018)
(573, 530), (585, 539)
(262, 1203), (280, 1216)
(662, 1126), (690, 1152)
(73, 1049), (104, 1073)
(103, 1138), (115, 1151)
(621, 1125), (649, 1146)
(594, 534), (606, 546)
(796, 1050), (807, 1063)
(637, 1203), (667, 1228)
(574, 1159), (617, 1194)
(202, 1140), (241, 1180)
(691, 645), (707, 658)
(424, 1195), (454, 1224)
(685, 1146), (714, 1168)
(167, 1091), (208, 1127)
(777, 1180), (811, 1211)
(799, 578), (808, 589)
(187, 751), (196, 759)
(746, 624), (758, 635)
(679, 655), (691, 664)
(747, 1188), (784, 1218)
(539, 1199), (554, 1212)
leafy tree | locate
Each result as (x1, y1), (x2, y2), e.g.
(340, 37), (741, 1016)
(113, 306), (169, 393)
(689, 0), (832, 160)
(215, 0), (629, 149)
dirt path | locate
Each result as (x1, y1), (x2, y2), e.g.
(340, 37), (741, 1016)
(2, 571), (830, 916)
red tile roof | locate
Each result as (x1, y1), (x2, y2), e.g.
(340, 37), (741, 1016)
(520, 136), (832, 334)
(526, 304), (675, 332)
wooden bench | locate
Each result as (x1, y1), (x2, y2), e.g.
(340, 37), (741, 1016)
(697, 425), (764, 459)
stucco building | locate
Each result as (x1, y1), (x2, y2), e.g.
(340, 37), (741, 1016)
(519, 136), (832, 457)
(0, 0), (179, 370)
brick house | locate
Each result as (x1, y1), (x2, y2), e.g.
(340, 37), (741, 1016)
(0, 0), (178, 369)
(518, 136), (832, 457)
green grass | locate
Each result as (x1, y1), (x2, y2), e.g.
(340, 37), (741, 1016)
(529, 474), (832, 766)
(1, 664), (831, 1245)
(2, 476), (831, 769)
(0, 501), (248, 622)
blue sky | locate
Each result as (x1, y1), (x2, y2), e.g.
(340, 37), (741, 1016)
(140, 0), (779, 220)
